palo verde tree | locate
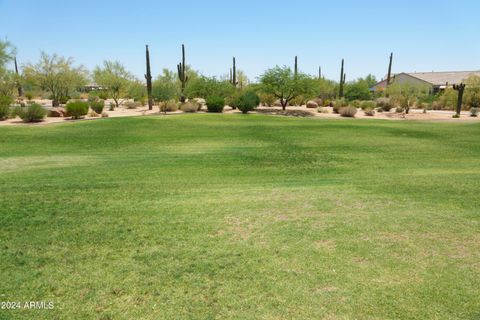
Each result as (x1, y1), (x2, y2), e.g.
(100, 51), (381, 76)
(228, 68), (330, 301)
(464, 75), (480, 109)
(152, 69), (179, 102)
(0, 40), (17, 97)
(93, 60), (133, 109)
(23, 52), (87, 106)
(259, 66), (314, 110)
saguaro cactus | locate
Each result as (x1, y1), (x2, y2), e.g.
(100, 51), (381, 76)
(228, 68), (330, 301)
(229, 57), (237, 86)
(177, 44), (188, 102)
(387, 52), (393, 85)
(339, 59), (345, 98)
(453, 83), (466, 117)
(144, 45), (153, 110)
(14, 57), (23, 97)
(318, 66), (322, 79)
(294, 56), (298, 76)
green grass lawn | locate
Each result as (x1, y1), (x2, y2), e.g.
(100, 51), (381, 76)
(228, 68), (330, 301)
(0, 114), (479, 319)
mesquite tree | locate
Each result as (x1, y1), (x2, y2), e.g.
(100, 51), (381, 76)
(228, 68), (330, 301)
(259, 66), (314, 110)
(145, 45), (153, 110)
(453, 83), (466, 117)
(177, 44), (188, 102)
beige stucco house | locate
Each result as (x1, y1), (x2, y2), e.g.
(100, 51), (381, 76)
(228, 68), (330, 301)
(372, 71), (480, 94)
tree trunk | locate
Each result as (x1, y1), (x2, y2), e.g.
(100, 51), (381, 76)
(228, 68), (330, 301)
(281, 99), (287, 111)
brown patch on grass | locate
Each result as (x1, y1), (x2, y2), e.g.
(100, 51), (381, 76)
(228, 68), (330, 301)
(314, 240), (336, 251)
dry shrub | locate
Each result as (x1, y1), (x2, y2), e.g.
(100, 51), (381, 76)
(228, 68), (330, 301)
(340, 106), (357, 117)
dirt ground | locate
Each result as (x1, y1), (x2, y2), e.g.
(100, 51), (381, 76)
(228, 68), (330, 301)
(1, 99), (478, 126)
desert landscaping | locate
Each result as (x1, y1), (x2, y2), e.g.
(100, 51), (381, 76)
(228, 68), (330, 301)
(1, 1), (480, 319)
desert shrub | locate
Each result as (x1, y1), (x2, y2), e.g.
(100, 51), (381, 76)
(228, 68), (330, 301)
(25, 92), (34, 101)
(206, 96), (225, 113)
(376, 97), (393, 111)
(317, 107), (329, 113)
(360, 100), (376, 110)
(101, 112), (109, 118)
(332, 98), (348, 113)
(395, 107), (404, 113)
(88, 110), (99, 117)
(376, 107), (384, 113)
(180, 101), (197, 113)
(364, 108), (375, 116)
(16, 103), (47, 122)
(350, 100), (361, 109)
(0, 104), (10, 120)
(313, 97), (323, 107)
(66, 101), (89, 119)
(323, 99), (332, 107)
(237, 91), (260, 114)
(306, 100), (319, 109)
(470, 107), (478, 117)
(258, 93), (275, 107)
(159, 100), (178, 112)
(431, 101), (442, 110)
(124, 101), (141, 109)
(340, 106), (357, 117)
(0, 95), (13, 120)
(109, 102), (115, 111)
(89, 99), (104, 114)
(289, 95), (306, 107)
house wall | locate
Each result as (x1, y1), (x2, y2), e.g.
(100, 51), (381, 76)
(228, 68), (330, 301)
(392, 74), (433, 89)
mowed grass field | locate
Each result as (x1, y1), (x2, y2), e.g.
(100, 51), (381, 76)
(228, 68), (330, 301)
(0, 114), (479, 319)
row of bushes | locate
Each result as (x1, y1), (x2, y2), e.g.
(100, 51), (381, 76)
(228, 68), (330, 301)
(159, 91), (260, 114)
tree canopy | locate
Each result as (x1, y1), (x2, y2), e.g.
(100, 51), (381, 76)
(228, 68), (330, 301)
(93, 60), (133, 108)
(23, 52), (87, 106)
(259, 66), (315, 110)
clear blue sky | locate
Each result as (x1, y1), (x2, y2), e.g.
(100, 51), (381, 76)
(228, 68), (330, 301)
(1, 0), (479, 82)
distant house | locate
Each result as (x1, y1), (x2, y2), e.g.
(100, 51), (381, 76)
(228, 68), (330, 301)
(82, 83), (103, 92)
(372, 71), (480, 94)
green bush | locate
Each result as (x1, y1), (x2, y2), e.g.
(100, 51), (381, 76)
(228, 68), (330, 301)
(470, 107), (478, 117)
(360, 100), (376, 110)
(332, 98), (348, 113)
(66, 101), (89, 119)
(0, 95), (13, 120)
(340, 106), (357, 117)
(350, 100), (361, 109)
(206, 96), (225, 113)
(258, 93), (276, 106)
(236, 91), (260, 114)
(376, 97), (393, 111)
(89, 99), (104, 114)
(16, 103), (47, 122)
